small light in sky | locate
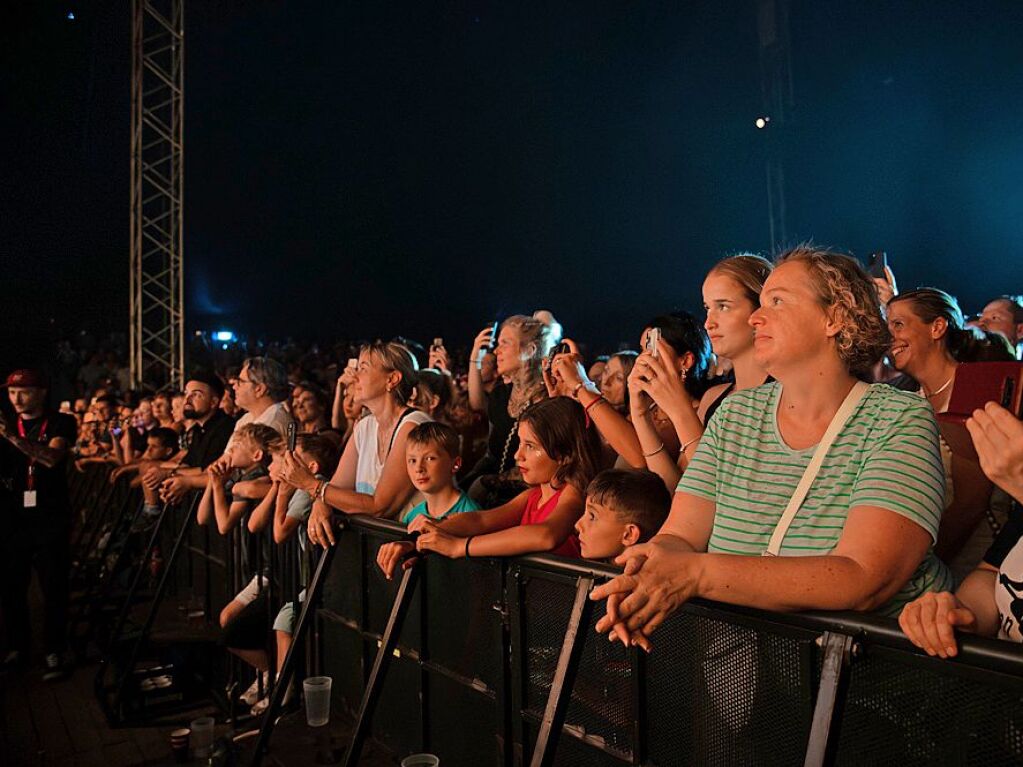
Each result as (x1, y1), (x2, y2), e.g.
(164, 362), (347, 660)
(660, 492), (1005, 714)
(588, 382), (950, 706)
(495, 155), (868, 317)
(755, 116), (770, 129)
(66, 11), (76, 21)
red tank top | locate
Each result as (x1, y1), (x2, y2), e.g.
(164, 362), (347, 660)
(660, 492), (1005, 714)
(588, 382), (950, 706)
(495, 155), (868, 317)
(520, 487), (581, 558)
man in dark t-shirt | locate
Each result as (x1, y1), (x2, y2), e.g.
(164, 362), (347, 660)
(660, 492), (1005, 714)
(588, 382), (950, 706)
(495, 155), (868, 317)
(140, 374), (234, 509)
(0, 369), (77, 679)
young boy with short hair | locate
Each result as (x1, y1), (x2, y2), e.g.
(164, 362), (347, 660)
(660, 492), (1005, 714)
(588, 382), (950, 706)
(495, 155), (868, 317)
(401, 422), (479, 525)
(198, 423), (281, 535)
(198, 423), (282, 706)
(375, 422), (479, 579)
(245, 433), (341, 714)
(576, 469), (672, 561)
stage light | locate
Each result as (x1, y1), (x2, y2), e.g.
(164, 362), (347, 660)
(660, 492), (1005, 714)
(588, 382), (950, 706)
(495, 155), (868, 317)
(66, 11), (75, 20)
(755, 116), (770, 129)
(214, 330), (236, 343)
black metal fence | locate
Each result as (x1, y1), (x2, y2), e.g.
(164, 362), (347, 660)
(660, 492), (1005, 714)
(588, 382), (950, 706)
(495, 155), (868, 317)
(66, 464), (1023, 765)
(318, 516), (1023, 767)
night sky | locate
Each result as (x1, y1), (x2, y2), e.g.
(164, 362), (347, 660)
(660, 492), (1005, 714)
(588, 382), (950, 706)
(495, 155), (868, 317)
(3, 1), (1023, 371)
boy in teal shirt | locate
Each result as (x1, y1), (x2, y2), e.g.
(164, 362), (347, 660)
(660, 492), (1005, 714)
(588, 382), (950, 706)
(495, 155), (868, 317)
(401, 422), (479, 525)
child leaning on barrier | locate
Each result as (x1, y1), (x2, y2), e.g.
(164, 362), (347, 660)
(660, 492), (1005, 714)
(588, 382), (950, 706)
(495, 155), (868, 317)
(378, 397), (606, 579)
(575, 468), (672, 562)
(376, 422), (480, 577)
(197, 423), (280, 535)
(245, 433), (340, 715)
(200, 423), (282, 705)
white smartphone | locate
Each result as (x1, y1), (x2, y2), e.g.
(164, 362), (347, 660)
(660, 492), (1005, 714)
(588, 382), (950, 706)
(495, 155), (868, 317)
(647, 327), (661, 358)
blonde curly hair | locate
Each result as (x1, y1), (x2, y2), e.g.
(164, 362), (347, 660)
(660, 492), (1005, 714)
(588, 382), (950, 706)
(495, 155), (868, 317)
(777, 245), (890, 378)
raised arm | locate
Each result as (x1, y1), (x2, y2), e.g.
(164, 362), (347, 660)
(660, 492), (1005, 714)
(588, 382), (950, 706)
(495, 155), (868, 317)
(467, 325), (495, 413)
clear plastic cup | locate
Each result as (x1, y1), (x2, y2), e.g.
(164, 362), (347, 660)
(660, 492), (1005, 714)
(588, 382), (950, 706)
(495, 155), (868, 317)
(190, 716), (215, 757)
(303, 676), (332, 727)
(401, 755), (440, 767)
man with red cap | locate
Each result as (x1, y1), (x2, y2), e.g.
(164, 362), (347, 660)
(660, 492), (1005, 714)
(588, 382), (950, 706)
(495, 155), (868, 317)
(0, 369), (77, 679)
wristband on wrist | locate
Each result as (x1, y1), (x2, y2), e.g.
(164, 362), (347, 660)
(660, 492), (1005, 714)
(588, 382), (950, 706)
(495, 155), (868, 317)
(317, 480), (329, 504)
(643, 443), (665, 458)
(464, 535), (475, 559)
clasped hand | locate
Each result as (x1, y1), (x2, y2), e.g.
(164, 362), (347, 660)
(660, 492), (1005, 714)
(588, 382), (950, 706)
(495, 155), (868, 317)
(590, 535), (702, 652)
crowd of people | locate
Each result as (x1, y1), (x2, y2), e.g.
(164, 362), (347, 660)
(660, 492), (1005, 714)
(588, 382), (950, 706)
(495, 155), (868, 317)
(2, 244), (1023, 700)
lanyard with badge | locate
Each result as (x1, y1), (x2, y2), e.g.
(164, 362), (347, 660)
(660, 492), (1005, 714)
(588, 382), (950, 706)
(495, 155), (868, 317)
(17, 416), (47, 508)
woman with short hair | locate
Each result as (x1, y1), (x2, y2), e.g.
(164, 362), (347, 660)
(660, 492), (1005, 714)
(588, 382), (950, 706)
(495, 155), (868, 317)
(593, 245), (952, 650)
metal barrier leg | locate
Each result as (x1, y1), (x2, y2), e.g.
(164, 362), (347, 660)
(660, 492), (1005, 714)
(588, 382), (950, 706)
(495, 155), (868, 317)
(340, 561), (422, 767)
(249, 543), (339, 767)
(804, 631), (855, 767)
(109, 498), (198, 720)
(529, 575), (595, 767)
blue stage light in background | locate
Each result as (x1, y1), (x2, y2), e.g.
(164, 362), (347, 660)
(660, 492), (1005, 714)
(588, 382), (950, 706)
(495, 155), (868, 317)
(66, 11), (75, 21)
(214, 330), (236, 343)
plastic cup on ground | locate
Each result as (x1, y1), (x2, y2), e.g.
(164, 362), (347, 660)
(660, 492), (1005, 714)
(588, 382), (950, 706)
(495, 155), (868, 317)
(401, 755), (440, 767)
(303, 676), (332, 727)
(190, 716), (215, 757)
(170, 728), (190, 763)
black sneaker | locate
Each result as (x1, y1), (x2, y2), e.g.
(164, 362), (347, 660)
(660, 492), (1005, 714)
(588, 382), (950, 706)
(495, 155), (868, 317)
(42, 653), (68, 682)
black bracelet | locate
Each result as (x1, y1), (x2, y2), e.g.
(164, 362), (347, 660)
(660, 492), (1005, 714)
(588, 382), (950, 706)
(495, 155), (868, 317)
(464, 535), (474, 559)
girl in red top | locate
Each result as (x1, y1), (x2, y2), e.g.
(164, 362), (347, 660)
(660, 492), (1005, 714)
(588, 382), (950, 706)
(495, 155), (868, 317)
(377, 397), (606, 577)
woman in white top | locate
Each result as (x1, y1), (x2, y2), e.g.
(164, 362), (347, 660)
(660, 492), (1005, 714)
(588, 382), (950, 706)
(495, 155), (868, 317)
(282, 341), (431, 546)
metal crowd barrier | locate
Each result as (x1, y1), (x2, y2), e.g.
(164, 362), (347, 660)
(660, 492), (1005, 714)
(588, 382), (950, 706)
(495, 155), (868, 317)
(297, 516), (1023, 767)
(66, 466), (1023, 765)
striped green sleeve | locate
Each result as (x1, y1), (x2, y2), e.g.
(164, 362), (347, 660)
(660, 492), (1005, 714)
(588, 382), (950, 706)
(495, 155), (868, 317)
(849, 396), (945, 541)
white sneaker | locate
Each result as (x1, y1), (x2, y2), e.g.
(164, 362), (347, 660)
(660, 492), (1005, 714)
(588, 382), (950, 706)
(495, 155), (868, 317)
(239, 671), (269, 705)
(251, 679), (293, 716)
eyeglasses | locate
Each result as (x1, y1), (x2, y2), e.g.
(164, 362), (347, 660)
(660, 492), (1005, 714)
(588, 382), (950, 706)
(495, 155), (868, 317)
(234, 375), (254, 385)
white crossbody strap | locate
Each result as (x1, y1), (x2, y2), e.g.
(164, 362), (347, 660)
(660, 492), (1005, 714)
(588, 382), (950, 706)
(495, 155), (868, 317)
(763, 381), (870, 557)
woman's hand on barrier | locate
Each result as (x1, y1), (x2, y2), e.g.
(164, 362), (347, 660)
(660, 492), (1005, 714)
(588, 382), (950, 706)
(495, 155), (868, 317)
(281, 451), (318, 493)
(415, 519), (465, 559)
(966, 402), (1023, 504)
(898, 591), (976, 658)
(592, 538), (702, 647)
(599, 550), (652, 652)
(377, 541), (417, 579)
(307, 502), (336, 547)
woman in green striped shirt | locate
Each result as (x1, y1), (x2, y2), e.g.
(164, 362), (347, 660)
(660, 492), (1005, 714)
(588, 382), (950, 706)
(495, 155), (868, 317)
(592, 245), (952, 650)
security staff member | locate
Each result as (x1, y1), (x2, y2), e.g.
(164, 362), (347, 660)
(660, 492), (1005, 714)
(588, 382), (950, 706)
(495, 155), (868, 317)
(0, 369), (77, 680)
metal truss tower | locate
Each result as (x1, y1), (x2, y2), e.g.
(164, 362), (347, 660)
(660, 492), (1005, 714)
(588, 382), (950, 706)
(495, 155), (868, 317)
(757, 0), (793, 252)
(130, 0), (185, 389)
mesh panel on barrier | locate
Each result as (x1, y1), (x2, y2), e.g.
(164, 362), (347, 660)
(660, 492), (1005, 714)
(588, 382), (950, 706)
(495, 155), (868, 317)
(425, 669), (501, 767)
(561, 600), (633, 760)
(519, 569), (634, 762)
(363, 533), (423, 648)
(645, 610), (815, 767)
(367, 641), (423, 754)
(522, 720), (630, 767)
(321, 530), (362, 622)
(521, 573), (576, 713)
(424, 556), (503, 692)
(835, 650), (1023, 766)
(320, 617), (365, 716)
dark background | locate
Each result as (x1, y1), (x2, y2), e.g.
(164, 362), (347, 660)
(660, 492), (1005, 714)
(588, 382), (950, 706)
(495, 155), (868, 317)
(3, 1), (1022, 371)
